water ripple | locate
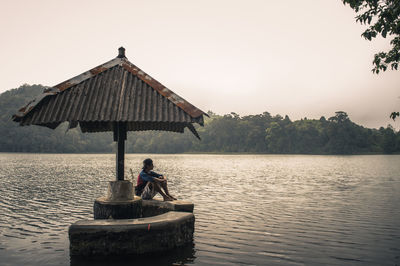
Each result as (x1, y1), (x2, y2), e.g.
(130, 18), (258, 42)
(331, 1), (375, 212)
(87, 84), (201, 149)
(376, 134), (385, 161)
(0, 154), (399, 265)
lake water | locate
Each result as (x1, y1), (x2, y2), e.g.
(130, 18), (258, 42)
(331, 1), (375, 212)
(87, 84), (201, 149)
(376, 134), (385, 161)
(0, 153), (399, 265)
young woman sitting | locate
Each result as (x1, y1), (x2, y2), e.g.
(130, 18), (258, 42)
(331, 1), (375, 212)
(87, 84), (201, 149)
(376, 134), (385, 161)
(136, 158), (176, 201)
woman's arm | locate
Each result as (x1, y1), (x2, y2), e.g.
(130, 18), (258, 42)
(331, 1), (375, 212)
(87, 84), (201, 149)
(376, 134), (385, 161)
(149, 171), (166, 182)
(153, 176), (166, 183)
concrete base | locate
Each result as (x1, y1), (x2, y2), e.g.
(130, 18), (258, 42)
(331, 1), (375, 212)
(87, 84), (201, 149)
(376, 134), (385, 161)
(94, 181), (142, 219)
(94, 196), (142, 219)
(69, 211), (195, 256)
(106, 180), (134, 201)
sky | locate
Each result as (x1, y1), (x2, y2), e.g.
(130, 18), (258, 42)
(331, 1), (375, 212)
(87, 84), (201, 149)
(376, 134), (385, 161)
(0, 0), (399, 129)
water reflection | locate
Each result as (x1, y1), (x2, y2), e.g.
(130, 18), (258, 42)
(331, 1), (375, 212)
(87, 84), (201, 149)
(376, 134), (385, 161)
(70, 242), (196, 266)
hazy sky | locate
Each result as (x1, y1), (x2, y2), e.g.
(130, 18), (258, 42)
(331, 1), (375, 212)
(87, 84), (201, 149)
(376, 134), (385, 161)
(1, 0), (399, 129)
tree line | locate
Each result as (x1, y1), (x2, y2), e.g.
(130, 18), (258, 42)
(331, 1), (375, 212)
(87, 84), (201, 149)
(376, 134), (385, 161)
(1, 84), (399, 154)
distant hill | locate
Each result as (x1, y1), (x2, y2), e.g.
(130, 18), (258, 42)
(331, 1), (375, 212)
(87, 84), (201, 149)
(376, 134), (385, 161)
(0, 84), (114, 153)
(1, 84), (399, 154)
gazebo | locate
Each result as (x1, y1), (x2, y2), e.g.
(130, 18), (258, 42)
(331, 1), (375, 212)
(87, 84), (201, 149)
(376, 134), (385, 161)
(13, 47), (207, 181)
(12, 48), (206, 256)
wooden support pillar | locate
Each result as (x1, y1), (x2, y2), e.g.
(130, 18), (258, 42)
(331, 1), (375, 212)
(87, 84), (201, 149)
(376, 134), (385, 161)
(113, 122), (127, 181)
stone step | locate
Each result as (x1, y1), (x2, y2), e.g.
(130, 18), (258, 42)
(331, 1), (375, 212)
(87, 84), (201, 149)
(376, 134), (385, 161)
(69, 211), (195, 256)
(141, 199), (194, 217)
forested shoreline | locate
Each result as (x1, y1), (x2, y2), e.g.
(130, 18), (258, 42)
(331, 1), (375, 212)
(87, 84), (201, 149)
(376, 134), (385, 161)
(1, 84), (399, 154)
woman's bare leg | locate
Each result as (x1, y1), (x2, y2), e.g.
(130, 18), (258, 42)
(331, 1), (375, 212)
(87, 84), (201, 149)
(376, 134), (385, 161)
(159, 179), (177, 200)
(153, 182), (173, 201)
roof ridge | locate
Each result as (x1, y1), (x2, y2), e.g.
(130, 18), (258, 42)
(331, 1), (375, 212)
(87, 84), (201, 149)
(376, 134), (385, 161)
(119, 58), (207, 118)
(45, 57), (122, 93)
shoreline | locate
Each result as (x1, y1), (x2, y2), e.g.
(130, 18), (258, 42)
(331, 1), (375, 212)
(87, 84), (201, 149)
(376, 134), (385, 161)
(0, 151), (399, 156)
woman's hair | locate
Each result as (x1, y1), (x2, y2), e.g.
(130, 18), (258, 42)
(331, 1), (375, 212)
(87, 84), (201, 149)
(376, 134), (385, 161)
(143, 158), (153, 169)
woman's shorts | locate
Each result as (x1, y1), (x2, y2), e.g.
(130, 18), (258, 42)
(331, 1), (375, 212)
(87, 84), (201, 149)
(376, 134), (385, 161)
(141, 182), (157, 200)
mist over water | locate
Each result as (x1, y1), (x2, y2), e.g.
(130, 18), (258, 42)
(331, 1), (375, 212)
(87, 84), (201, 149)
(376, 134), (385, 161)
(0, 154), (399, 265)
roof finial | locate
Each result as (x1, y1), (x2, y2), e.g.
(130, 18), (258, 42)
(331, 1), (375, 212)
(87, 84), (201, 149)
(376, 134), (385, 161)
(117, 47), (126, 58)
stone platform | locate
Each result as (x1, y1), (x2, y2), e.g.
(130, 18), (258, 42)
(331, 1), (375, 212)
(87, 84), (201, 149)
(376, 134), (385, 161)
(69, 211), (195, 256)
(69, 180), (195, 256)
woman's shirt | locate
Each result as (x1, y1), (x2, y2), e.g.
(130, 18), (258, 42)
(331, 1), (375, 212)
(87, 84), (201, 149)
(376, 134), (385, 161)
(139, 170), (162, 183)
(136, 170), (162, 196)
